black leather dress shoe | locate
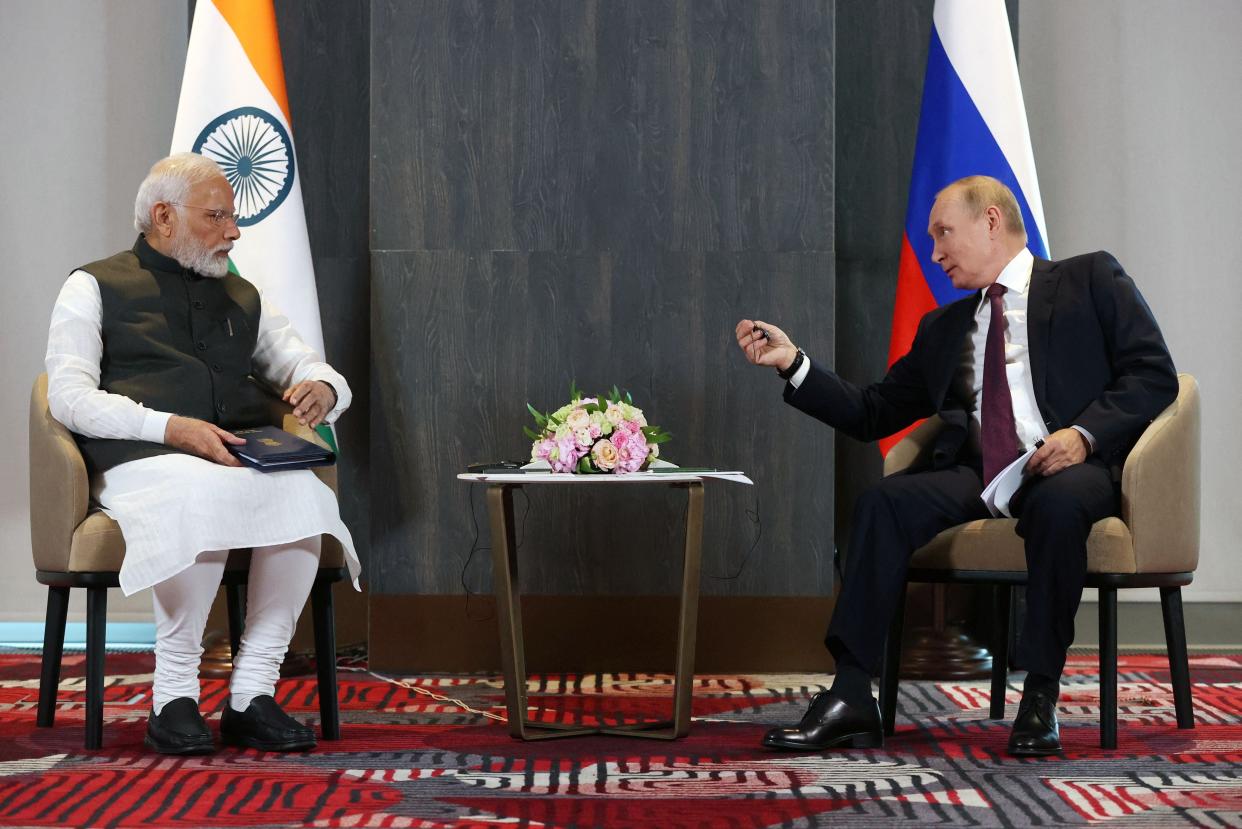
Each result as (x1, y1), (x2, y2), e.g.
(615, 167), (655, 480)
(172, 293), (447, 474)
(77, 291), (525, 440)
(762, 691), (883, 751)
(1007, 690), (1061, 756)
(145, 697), (214, 755)
(221, 695), (317, 752)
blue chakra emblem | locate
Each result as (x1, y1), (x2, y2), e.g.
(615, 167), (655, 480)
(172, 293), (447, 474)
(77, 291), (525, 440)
(192, 106), (295, 227)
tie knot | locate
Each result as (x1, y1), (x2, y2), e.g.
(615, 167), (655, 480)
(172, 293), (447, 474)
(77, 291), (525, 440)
(986, 283), (1007, 299)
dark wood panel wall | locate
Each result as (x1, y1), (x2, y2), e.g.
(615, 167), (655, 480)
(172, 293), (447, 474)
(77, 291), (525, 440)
(370, 0), (836, 597)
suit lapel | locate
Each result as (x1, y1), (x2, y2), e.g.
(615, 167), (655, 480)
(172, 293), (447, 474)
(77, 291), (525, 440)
(1028, 258), (1059, 411)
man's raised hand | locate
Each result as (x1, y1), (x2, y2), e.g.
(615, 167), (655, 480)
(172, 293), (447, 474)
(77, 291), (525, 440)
(735, 319), (799, 372)
(164, 415), (245, 467)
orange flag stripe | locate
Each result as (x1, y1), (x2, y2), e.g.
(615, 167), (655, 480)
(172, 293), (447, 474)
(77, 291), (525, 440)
(211, 0), (292, 125)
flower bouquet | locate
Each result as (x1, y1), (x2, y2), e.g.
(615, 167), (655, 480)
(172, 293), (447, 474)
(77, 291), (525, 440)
(525, 384), (671, 474)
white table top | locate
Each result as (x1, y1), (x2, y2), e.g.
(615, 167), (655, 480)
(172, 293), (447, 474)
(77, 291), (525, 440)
(457, 470), (752, 485)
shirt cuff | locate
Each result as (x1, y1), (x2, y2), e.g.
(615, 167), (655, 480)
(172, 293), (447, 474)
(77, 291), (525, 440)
(141, 409), (173, 444)
(1070, 424), (1096, 453)
(788, 354), (812, 389)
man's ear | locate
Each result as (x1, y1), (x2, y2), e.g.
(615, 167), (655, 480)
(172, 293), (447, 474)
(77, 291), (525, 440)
(150, 202), (176, 238)
(985, 204), (1004, 237)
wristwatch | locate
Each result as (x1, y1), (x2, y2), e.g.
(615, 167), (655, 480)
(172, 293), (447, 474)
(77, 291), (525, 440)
(777, 348), (806, 381)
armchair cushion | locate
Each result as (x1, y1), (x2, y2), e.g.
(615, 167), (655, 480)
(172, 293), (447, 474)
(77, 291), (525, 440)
(908, 516), (1136, 574)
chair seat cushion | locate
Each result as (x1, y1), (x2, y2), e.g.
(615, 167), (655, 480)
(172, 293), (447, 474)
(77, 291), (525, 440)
(64, 512), (346, 574)
(908, 516), (1137, 574)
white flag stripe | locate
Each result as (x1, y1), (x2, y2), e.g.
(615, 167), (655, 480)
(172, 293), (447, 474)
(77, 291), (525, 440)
(935, 0), (1050, 252)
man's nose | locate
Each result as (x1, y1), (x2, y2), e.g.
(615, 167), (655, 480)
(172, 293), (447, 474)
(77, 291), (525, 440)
(224, 222), (241, 241)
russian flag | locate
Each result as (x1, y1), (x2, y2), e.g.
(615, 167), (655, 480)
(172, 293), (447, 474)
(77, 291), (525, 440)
(879, 0), (1050, 456)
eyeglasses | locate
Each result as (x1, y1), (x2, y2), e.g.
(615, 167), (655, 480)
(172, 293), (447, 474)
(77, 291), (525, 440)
(169, 202), (241, 227)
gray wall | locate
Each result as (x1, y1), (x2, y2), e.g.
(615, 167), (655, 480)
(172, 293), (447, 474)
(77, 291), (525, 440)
(369, 0), (837, 597)
(1020, 1), (1242, 602)
(0, 1), (187, 622)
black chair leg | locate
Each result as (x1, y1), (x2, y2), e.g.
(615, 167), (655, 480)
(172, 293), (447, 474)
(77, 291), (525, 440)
(311, 578), (340, 740)
(226, 581), (246, 660)
(879, 582), (907, 737)
(85, 586), (108, 750)
(1099, 587), (1118, 750)
(989, 585), (1011, 720)
(37, 586), (71, 728)
(1160, 586), (1195, 729)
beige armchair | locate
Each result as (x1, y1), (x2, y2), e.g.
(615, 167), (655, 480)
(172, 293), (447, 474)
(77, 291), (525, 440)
(29, 373), (348, 750)
(877, 374), (1200, 750)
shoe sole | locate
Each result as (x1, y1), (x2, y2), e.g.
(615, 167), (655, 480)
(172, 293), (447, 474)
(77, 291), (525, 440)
(143, 735), (215, 756)
(763, 731), (884, 751)
(1007, 744), (1062, 757)
(221, 732), (316, 752)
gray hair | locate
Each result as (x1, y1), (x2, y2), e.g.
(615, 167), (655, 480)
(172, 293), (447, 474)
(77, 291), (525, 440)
(133, 153), (226, 233)
(937, 175), (1027, 240)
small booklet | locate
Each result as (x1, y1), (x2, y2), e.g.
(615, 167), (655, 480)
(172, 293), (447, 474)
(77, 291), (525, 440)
(228, 425), (335, 472)
(980, 445), (1039, 517)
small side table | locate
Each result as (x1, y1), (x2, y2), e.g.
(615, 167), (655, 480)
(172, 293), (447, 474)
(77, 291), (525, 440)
(458, 472), (715, 740)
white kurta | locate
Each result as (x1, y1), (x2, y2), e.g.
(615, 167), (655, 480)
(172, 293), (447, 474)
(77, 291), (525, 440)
(46, 269), (361, 596)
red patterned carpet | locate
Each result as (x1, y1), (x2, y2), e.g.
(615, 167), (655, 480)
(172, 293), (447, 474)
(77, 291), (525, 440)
(1, 651), (1240, 827)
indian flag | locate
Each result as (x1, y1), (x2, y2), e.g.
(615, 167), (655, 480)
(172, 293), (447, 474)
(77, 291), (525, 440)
(169, 0), (325, 358)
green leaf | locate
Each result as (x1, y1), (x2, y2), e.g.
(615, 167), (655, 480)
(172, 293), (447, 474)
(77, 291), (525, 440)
(526, 402), (546, 425)
(577, 456), (593, 473)
(523, 425), (542, 441)
(625, 390), (633, 405)
(647, 432), (672, 444)
(569, 379), (581, 401)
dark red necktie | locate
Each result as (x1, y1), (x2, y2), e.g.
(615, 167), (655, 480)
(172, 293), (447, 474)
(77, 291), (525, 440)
(982, 283), (1020, 484)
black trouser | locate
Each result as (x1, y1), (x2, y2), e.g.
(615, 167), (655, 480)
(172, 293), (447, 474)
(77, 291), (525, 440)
(827, 458), (1118, 680)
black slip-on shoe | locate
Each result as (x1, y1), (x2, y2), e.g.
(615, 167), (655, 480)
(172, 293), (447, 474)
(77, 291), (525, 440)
(762, 691), (884, 751)
(1007, 689), (1062, 756)
(221, 695), (317, 752)
(144, 697), (215, 755)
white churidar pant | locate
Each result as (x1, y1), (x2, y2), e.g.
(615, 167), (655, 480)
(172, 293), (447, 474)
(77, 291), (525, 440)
(151, 536), (321, 714)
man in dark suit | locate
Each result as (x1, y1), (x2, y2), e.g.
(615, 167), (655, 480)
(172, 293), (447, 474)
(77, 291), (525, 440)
(736, 175), (1177, 756)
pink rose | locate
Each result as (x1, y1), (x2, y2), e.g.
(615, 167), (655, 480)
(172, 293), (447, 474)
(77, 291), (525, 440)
(591, 439), (619, 471)
(614, 438), (646, 474)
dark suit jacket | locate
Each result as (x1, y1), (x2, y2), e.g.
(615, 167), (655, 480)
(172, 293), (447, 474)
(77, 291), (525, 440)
(785, 251), (1178, 474)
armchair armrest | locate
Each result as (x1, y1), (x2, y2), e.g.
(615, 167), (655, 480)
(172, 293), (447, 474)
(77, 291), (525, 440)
(29, 373), (89, 570)
(882, 416), (946, 477)
(1121, 374), (1200, 574)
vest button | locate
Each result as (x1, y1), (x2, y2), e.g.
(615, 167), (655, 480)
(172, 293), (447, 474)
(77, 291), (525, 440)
(211, 363), (222, 373)
(217, 402), (228, 413)
(196, 341), (207, 351)
(193, 301), (206, 310)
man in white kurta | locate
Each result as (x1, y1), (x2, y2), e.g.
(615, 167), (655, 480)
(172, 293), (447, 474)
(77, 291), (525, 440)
(45, 153), (360, 754)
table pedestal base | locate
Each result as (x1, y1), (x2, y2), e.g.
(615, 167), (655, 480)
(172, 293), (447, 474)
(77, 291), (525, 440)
(485, 482), (704, 741)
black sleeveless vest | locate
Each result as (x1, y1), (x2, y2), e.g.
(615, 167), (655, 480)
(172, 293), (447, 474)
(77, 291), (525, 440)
(75, 236), (268, 474)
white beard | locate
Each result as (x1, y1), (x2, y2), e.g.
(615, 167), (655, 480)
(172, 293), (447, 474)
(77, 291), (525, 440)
(169, 235), (231, 278)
